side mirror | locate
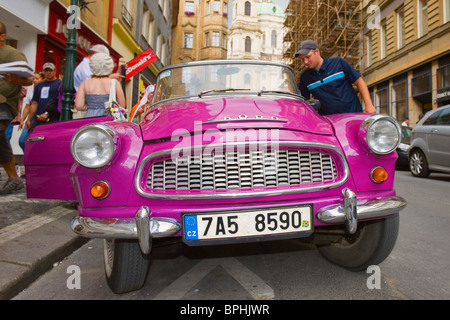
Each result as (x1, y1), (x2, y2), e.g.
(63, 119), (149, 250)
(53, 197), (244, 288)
(310, 99), (321, 112)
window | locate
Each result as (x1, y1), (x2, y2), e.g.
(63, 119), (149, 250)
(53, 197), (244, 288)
(445, 0), (450, 23)
(397, 6), (405, 49)
(184, 33), (193, 48)
(185, 1), (195, 15)
(214, 1), (221, 13)
(271, 30), (277, 48)
(391, 80), (408, 121)
(437, 108), (450, 125)
(212, 31), (220, 47)
(223, 2), (228, 16)
(437, 65), (450, 89)
(222, 33), (227, 48)
(205, 32), (210, 47)
(206, 1), (210, 14)
(244, 73), (251, 84)
(142, 5), (155, 45)
(375, 87), (389, 114)
(380, 20), (387, 59)
(423, 109), (442, 125)
(418, 0), (428, 38)
(245, 1), (251, 16)
(365, 32), (372, 67)
(245, 36), (251, 52)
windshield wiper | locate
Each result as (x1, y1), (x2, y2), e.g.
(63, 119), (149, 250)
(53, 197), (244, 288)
(257, 90), (304, 100)
(198, 88), (250, 98)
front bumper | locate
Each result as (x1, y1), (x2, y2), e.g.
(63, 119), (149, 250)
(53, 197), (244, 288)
(71, 188), (407, 254)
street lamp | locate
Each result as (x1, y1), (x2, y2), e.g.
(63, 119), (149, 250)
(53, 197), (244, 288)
(60, 0), (79, 121)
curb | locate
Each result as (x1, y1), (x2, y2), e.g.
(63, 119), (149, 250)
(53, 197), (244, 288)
(0, 208), (89, 300)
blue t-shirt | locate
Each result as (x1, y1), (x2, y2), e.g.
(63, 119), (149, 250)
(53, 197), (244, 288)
(31, 79), (62, 122)
(298, 57), (363, 115)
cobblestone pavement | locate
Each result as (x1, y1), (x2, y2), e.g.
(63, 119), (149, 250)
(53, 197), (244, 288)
(0, 166), (71, 230)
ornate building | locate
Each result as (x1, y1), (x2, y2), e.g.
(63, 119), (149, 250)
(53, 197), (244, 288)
(228, 0), (287, 62)
(171, 0), (229, 63)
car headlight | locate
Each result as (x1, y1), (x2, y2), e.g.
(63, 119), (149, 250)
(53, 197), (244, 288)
(360, 115), (401, 155)
(71, 124), (117, 168)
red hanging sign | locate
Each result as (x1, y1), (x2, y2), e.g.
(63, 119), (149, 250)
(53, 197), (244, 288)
(125, 48), (158, 80)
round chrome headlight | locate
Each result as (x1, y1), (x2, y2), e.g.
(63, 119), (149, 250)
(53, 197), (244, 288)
(360, 115), (401, 155)
(71, 124), (116, 168)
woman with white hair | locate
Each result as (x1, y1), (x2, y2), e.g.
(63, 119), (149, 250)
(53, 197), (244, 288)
(75, 52), (126, 118)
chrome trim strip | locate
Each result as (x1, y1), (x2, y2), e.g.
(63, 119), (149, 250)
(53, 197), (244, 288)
(200, 118), (288, 124)
(134, 141), (349, 199)
(317, 195), (407, 224)
(27, 136), (46, 142)
(71, 215), (181, 239)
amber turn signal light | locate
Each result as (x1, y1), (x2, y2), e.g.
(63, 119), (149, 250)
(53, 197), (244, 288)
(90, 181), (110, 199)
(371, 167), (388, 183)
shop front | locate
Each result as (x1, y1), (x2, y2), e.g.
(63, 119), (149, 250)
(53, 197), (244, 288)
(36, 1), (121, 78)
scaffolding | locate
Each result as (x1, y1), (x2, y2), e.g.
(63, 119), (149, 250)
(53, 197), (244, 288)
(284, 0), (363, 80)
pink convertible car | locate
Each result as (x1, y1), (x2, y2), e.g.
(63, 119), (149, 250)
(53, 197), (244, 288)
(24, 60), (406, 294)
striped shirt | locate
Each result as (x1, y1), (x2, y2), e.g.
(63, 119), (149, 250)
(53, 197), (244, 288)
(298, 57), (363, 115)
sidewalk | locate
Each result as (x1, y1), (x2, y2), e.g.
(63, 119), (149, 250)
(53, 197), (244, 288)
(0, 166), (88, 299)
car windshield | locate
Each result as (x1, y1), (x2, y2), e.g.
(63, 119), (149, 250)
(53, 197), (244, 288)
(153, 61), (299, 103)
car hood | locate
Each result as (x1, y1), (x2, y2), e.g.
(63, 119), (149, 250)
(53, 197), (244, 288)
(140, 96), (334, 141)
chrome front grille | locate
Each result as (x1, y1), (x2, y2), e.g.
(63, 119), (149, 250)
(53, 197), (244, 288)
(146, 148), (338, 191)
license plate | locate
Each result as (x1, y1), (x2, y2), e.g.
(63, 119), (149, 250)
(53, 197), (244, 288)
(183, 205), (312, 242)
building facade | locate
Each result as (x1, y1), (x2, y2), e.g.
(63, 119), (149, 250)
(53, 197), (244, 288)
(1, 0), (174, 154)
(228, 0), (287, 62)
(171, 0), (229, 64)
(363, 0), (450, 125)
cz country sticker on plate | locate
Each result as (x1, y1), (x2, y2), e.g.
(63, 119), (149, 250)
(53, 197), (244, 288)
(183, 205), (312, 243)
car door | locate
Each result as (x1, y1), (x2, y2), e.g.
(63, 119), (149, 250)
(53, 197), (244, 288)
(24, 117), (111, 201)
(428, 107), (450, 167)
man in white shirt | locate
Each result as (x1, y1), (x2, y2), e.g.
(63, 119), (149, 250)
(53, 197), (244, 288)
(73, 44), (110, 91)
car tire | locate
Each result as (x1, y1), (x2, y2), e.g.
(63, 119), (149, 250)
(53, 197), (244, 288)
(409, 149), (430, 177)
(103, 239), (151, 294)
(317, 214), (399, 271)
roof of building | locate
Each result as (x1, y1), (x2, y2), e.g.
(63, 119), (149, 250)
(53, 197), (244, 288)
(257, 1), (286, 17)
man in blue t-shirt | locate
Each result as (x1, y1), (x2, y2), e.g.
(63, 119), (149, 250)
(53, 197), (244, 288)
(26, 62), (61, 132)
(295, 40), (376, 115)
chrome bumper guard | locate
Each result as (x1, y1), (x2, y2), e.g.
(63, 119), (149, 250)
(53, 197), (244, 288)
(71, 189), (406, 254)
(71, 206), (181, 254)
(317, 188), (407, 234)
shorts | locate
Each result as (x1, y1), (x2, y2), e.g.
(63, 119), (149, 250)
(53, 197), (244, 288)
(0, 119), (14, 164)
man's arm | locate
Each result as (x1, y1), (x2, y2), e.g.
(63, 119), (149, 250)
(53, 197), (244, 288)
(354, 77), (376, 113)
(2, 74), (33, 87)
(25, 101), (38, 130)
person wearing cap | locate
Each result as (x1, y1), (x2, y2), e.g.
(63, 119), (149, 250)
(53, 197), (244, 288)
(295, 40), (376, 115)
(0, 21), (33, 195)
(26, 62), (62, 132)
(401, 117), (409, 127)
(74, 52), (125, 118)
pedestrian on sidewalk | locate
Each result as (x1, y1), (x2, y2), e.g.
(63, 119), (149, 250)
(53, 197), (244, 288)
(0, 22), (33, 195)
(26, 62), (62, 133)
(73, 44), (123, 119)
(74, 52), (126, 118)
(18, 71), (44, 151)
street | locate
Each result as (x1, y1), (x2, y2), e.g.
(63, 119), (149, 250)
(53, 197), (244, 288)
(7, 169), (450, 300)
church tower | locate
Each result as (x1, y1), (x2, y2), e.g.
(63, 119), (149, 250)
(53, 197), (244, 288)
(228, 0), (287, 62)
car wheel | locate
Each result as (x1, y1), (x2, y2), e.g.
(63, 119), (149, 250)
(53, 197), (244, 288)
(103, 239), (151, 294)
(409, 149), (430, 177)
(317, 214), (399, 271)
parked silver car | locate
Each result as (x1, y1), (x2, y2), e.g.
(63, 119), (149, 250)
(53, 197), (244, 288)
(408, 105), (450, 177)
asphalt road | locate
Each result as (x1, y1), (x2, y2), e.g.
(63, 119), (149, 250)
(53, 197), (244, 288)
(11, 170), (450, 301)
